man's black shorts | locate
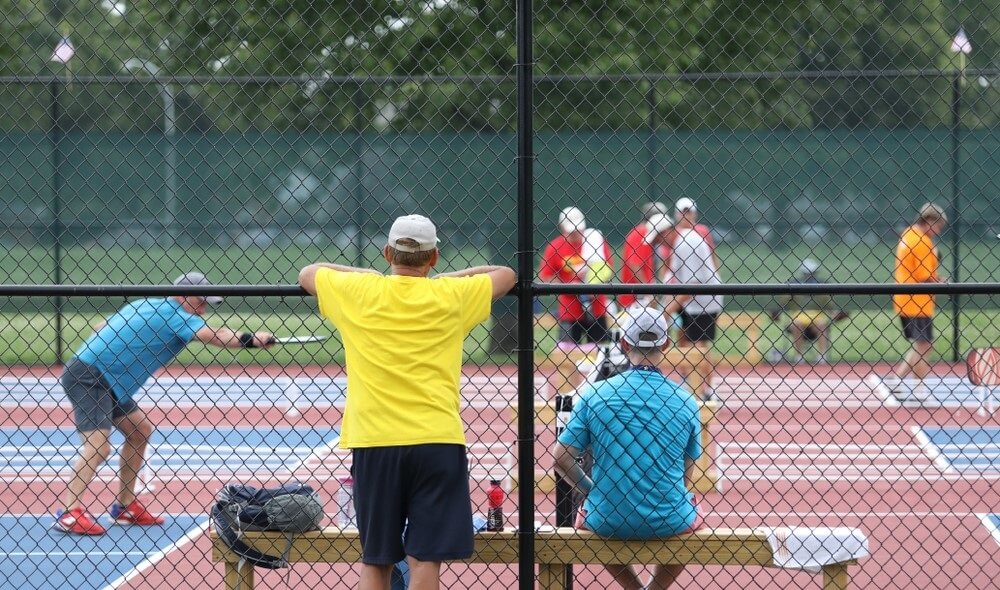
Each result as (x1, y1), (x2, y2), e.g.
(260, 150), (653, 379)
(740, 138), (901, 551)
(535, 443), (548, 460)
(680, 312), (718, 343)
(352, 444), (473, 565)
(558, 315), (610, 344)
(900, 316), (934, 343)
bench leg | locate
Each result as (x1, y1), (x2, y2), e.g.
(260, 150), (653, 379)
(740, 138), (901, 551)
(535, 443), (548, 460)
(822, 563), (849, 590)
(538, 563), (566, 590)
(224, 559), (255, 590)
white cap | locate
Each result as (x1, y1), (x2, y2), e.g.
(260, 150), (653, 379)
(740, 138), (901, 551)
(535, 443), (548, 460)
(558, 206), (587, 233)
(173, 272), (223, 305)
(675, 197), (697, 213)
(622, 306), (670, 349)
(798, 258), (821, 276)
(387, 214), (439, 252)
(645, 213), (673, 243)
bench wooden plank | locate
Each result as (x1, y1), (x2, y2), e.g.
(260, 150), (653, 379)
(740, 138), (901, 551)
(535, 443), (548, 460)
(211, 527), (856, 588)
(212, 527), (774, 566)
(823, 562), (850, 590)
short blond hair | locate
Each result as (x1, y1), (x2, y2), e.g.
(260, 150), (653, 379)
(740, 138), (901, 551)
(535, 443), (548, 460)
(387, 238), (435, 267)
(917, 202), (947, 224)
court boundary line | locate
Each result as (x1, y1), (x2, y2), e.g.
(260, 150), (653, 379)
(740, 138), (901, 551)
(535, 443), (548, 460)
(910, 426), (955, 473)
(979, 514), (1000, 548)
(100, 516), (210, 590)
(284, 433), (341, 479)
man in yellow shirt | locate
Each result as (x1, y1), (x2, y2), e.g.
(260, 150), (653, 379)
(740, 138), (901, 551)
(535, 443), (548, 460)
(889, 203), (947, 402)
(298, 215), (516, 590)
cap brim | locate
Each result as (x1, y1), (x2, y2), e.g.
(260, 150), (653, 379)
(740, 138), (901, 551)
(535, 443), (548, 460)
(205, 296), (223, 305)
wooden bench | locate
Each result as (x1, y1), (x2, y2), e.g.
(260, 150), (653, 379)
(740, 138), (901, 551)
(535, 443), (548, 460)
(210, 526), (856, 590)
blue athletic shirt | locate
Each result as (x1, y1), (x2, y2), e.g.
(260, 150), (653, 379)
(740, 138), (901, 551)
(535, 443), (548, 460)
(73, 298), (206, 402)
(557, 366), (702, 538)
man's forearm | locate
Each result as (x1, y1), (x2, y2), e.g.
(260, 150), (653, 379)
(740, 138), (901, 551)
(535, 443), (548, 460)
(435, 265), (509, 279)
(554, 447), (593, 494)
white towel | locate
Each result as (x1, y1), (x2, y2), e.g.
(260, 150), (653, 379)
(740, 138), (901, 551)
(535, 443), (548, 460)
(762, 527), (869, 573)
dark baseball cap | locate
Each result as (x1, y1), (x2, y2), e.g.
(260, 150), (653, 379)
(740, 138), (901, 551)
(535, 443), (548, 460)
(173, 272), (223, 305)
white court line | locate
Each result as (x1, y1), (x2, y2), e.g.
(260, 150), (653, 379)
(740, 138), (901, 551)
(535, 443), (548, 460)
(717, 472), (1000, 482)
(864, 374), (898, 406)
(726, 423), (916, 433)
(721, 400), (891, 409)
(283, 433), (342, 478)
(911, 426), (956, 473)
(4, 552), (152, 558)
(723, 441), (926, 454)
(709, 510), (988, 518)
(980, 514), (1000, 548)
(101, 518), (211, 590)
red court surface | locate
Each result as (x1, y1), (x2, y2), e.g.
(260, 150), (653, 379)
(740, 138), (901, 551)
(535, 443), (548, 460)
(2, 362), (999, 589)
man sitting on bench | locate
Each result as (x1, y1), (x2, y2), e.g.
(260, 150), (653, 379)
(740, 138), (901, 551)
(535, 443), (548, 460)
(770, 259), (848, 365)
(552, 306), (704, 590)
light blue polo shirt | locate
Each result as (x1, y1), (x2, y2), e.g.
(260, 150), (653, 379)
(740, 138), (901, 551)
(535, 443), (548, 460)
(73, 298), (206, 402)
(557, 366), (701, 538)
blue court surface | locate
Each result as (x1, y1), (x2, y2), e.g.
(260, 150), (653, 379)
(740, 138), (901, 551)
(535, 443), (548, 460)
(1, 427), (339, 479)
(0, 514), (207, 590)
(920, 427), (1000, 474)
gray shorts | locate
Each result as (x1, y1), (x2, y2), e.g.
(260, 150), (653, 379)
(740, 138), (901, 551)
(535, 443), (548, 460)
(61, 359), (139, 432)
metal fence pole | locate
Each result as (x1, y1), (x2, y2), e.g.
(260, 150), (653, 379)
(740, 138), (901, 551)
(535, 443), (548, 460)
(351, 84), (367, 267)
(515, 0), (536, 586)
(644, 82), (658, 206)
(48, 78), (64, 365)
(161, 80), (178, 242)
(950, 70), (962, 363)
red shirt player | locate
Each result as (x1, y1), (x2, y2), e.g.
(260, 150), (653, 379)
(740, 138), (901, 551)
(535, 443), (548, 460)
(538, 206), (613, 344)
(620, 205), (672, 308)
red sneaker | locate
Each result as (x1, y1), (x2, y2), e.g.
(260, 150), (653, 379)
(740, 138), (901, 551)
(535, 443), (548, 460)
(52, 507), (107, 536)
(109, 499), (165, 526)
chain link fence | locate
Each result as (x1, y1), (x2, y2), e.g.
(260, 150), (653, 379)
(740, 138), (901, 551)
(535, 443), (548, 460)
(2, 2), (1000, 589)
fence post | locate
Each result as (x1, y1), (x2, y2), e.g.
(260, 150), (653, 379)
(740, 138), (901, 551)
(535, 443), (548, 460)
(515, 0), (536, 587)
(351, 83), (368, 267)
(949, 69), (962, 363)
(645, 81), (658, 205)
(48, 78), (64, 365)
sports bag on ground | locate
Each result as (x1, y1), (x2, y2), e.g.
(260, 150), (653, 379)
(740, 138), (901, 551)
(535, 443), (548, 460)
(211, 482), (324, 570)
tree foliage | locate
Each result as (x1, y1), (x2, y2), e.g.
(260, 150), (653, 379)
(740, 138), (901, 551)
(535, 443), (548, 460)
(2, 0), (996, 131)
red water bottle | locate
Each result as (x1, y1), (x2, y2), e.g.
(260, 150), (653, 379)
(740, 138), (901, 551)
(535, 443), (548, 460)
(486, 479), (505, 531)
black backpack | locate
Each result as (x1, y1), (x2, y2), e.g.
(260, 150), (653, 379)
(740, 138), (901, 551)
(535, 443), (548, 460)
(211, 482), (324, 571)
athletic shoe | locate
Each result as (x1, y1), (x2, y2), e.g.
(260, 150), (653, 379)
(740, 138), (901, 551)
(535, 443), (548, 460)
(109, 499), (165, 526)
(52, 507), (106, 536)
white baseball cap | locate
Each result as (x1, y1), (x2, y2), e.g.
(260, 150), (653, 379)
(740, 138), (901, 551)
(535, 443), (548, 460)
(387, 214), (439, 252)
(644, 213), (673, 243)
(173, 272), (223, 305)
(622, 306), (670, 349)
(558, 206), (587, 233)
(675, 197), (697, 213)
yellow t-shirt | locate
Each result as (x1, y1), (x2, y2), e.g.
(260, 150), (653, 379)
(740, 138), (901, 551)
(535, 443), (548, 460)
(314, 269), (493, 448)
(893, 226), (938, 318)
